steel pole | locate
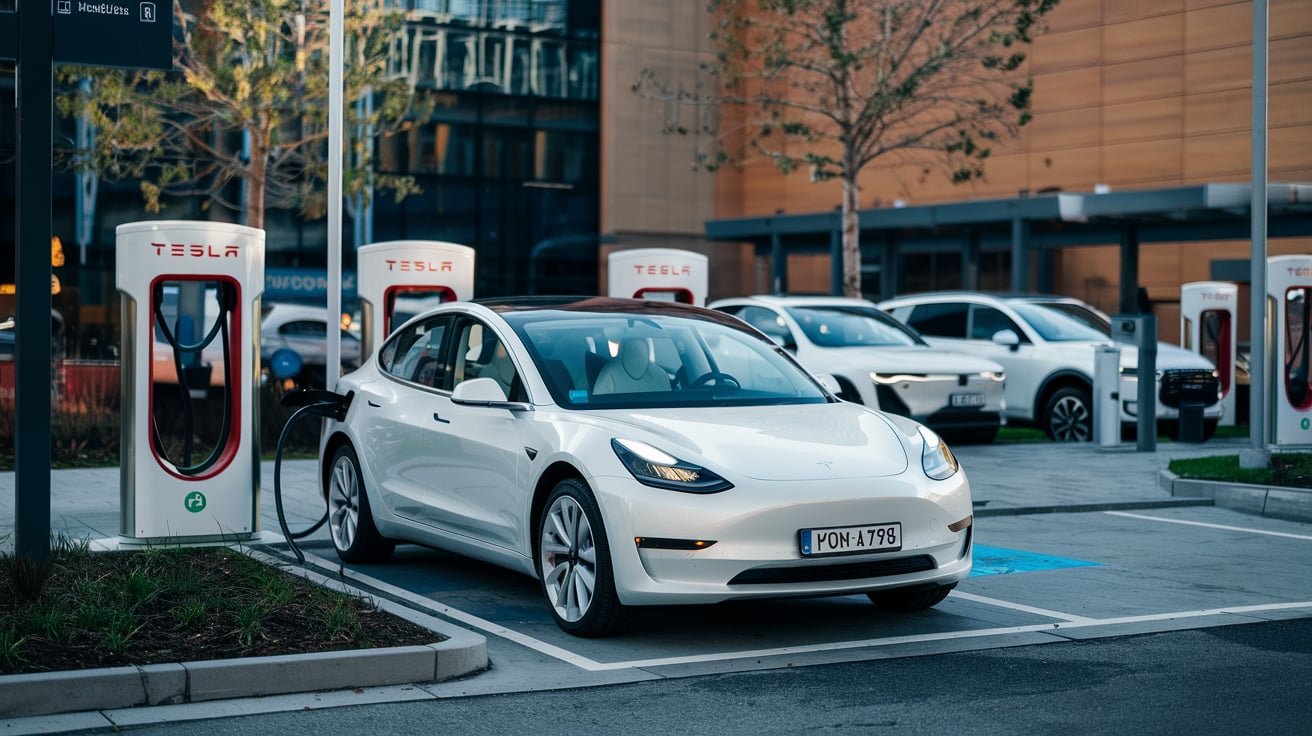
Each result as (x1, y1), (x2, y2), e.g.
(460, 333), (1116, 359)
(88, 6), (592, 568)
(326, 0), (344, 391)
(14, 0), (54, 564)
(1243, 0), (1270, 468)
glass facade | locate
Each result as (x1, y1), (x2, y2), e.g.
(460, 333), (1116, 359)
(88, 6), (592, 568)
(371, 0), (602, 297)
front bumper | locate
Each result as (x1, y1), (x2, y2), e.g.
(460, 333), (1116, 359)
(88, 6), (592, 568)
(592, 471), (973, 605)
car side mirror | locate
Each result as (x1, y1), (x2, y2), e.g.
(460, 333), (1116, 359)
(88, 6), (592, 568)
(451, 377), (532, 412)
(992, 329), (1021, 351)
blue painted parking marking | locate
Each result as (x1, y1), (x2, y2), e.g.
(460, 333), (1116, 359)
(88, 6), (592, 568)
(970, 544), (1099, 577)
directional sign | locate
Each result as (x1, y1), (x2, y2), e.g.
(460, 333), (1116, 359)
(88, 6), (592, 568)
(53, 0), (173, 70)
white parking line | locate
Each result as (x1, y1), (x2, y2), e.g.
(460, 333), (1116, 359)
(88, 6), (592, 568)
(1104, 511), (1312, 541)
(302, 549), (1312, 674)
(592, 601), (1312, 671)
(949, 590), (1096, 622)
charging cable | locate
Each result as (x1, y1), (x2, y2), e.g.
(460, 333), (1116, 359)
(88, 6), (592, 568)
(273, 388), (353, 564)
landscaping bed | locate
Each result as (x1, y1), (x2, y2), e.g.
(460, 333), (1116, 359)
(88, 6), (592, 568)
(1, 539), (439, 676)
(1168, 453), (1312, 489)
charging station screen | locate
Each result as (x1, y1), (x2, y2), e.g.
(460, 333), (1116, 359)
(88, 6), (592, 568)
(1199, 309), (1231, 396)
(151, 278), (241, 477)
(1287, 287), (1311, 410)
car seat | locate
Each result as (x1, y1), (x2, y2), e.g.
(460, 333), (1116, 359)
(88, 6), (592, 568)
(593, 337), (672, 395)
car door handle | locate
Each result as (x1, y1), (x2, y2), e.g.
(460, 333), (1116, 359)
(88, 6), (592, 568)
(433, 412), (451, 424)
(367, 400), (380, 408)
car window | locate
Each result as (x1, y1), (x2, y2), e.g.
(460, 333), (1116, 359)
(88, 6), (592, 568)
(786, 305), (924, 347)
(907, 303), (968, 338)
(505, 310), (828, 409)
(279, 320), (327, 337)
(1009, 302), (1109, 341)
(1033, 302), (1112, 335)
(451, 317), (527, 401)
(379, 315), (451, 388)
(736, 306), (796, 348)
(970, 306), (1028, 342)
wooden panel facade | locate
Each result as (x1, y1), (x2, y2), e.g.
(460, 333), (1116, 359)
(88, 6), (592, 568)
(702, 0), (1312, 317)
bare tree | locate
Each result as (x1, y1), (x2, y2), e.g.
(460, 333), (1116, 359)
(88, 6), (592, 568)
(636, 0), (1056, 296)
(57, 0), (428, 230)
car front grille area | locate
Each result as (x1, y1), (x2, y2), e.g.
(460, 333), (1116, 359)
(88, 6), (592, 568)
(727, 554), (936, 586)
(1159, 369), (1221, 408)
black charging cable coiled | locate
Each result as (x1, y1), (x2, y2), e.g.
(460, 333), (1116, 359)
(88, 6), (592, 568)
(273, 389), (353, 564)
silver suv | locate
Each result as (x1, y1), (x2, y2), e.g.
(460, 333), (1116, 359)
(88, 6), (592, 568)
(879, 292), (1223, 441)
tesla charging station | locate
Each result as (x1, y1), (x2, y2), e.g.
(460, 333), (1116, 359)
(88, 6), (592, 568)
(117, 221), (265, 543)
(1181, 282), (1238, 427)
(608, 248), (708, 306)
(358, 240), (475, 357)
(1268, 255), (1312, 447)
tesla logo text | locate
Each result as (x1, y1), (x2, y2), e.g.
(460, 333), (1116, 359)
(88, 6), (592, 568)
(632, 264), (692, 276)
(1201, 293), (1231, 301)
(386, 259), (453, 272)
(151, 242), (240, 258)
(1287, 267), (1312, 277)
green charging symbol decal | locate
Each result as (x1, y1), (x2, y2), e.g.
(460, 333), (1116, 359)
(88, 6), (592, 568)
(184, 492), (207, 513)
(1302, 418), (1310, 431)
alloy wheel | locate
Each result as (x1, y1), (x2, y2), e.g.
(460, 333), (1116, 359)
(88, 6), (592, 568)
(328, 454), (359, 552)
(1050, 395), (1091, 441)
(539, 495), (598, 623)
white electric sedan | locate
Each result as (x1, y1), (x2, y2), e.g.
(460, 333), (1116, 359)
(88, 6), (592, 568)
(710, 296), (1006, 443)
(320, 297), (973, 636)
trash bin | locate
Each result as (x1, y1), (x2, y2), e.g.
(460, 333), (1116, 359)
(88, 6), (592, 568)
(1162, 371), (1216, 443)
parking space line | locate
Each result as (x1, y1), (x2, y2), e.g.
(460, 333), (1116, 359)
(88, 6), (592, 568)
(1104, 511), (1312, 541)
(949, 591), (1096, 622)
(299, 551), (611, 671)
(298, 553), (1312, 675)
(592, 601), (1312, 672)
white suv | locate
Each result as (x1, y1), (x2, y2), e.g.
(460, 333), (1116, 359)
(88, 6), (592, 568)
(879, 292), (1223, 441)
(709, 295), (1007, 442)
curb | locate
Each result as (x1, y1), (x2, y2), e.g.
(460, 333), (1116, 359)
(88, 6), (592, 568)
(1159, 469), (1312, 524)
(0, 551), (488, 719)
(974, 498), (1212, 517)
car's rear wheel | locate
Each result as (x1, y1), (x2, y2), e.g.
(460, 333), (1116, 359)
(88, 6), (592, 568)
(537, 478), (627, 637)
(867, 583), (956, 611)
(1043, 386), (1092, 442)
(327, 444), (395, 563)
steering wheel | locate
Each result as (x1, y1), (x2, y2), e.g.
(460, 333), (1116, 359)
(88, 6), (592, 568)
(689, 371), (741, 390)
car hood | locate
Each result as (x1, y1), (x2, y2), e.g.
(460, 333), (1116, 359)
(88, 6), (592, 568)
(803, 345), (1004, 374)
(591, 402), (910, 481)
(1119, 341), (1217, 371)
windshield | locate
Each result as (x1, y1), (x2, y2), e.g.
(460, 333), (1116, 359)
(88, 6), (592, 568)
(1032, 301), (1112, 335)
(785, 305), (925, 347)
(1009, 301), (1109, 341)
(505, 311), (830, 409)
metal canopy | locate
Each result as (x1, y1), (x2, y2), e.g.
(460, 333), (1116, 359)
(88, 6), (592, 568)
(704, 183), (1312, 299)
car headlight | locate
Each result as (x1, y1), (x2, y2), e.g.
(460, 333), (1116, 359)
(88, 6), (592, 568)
(980, 370), (1005, 382)
(611, 438), (734, 494)
(918, 426), (959, 481)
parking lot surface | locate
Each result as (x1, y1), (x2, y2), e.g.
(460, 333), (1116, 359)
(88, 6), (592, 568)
(4, 436), (1311, 706)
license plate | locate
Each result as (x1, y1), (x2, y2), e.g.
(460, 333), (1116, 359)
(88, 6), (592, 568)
(950, 392), (986, 407)
(800, 522), (902, 557)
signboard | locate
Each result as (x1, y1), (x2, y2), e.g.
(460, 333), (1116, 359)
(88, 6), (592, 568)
(265, 269), (359, 302)
(53, 1), (173, 70)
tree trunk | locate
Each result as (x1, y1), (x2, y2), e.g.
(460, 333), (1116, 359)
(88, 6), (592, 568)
(841, 174), (861, 298)
(246, 132), (267, 231)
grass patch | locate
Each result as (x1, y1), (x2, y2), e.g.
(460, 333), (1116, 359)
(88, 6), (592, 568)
(0, 538), (440, 676)
(995, 426), (1050, 444)
(1168, 453), (1312, 489)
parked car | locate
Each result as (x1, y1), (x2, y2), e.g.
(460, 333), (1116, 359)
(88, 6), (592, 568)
(879, 292), (1223, 441)
(709, 296), (1006, 443)
(320, 297), (974, 636)
(260, 303), (362, 381)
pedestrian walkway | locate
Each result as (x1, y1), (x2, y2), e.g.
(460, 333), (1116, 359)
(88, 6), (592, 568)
(0, 438), (1253, 551)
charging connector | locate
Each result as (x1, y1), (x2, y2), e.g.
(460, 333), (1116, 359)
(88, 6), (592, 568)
(273, 388), (354, 563)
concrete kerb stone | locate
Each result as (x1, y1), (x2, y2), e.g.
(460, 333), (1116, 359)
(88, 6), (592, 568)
(0, 549), (488, 719)
(1159, 469), (1312, 524)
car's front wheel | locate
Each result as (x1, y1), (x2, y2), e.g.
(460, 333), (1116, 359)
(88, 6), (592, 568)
(327, 444), (395, 563)
(1043, 386), (1092, 442)
(537, 478), (627, 637)
(867, 583), (956, 611)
